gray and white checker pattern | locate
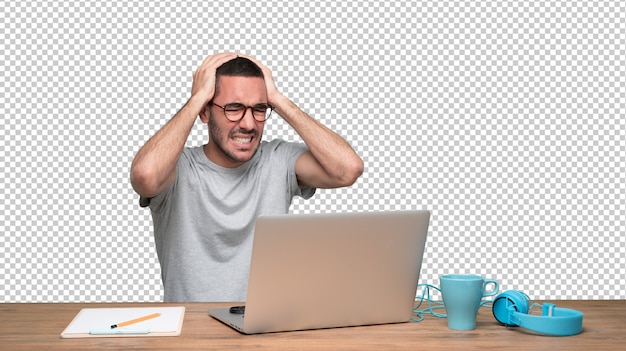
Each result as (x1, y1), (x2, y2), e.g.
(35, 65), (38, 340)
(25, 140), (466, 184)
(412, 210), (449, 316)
(1, 1), (624, 302)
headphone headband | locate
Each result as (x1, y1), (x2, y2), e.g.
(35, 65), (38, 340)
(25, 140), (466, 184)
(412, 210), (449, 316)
(492, 291), (583, 336)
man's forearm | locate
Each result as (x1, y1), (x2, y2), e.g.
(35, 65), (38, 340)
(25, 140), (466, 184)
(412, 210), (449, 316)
(273, 95), (364, 186)
(130, 95), (204, 197)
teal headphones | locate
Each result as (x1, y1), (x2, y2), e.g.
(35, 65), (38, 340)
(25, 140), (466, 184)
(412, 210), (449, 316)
(491, 290), (584, 336)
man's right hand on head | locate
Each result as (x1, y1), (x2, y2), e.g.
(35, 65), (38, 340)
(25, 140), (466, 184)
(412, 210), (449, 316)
(191, 52), (238, 104)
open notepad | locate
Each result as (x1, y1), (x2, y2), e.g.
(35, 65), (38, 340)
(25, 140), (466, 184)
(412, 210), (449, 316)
(60, 306), (185, 338)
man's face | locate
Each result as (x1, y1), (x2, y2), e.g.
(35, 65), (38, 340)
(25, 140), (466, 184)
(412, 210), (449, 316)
(203, 75), (267, 168)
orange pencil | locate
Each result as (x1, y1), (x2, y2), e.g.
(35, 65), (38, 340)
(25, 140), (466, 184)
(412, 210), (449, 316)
(110, 312), (161, 329)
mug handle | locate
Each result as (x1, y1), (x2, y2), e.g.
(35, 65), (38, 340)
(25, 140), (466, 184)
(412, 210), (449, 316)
(483, 279), (500, 297)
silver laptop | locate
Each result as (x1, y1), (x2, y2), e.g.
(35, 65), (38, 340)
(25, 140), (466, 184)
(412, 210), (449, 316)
(209, 210), (430, 334)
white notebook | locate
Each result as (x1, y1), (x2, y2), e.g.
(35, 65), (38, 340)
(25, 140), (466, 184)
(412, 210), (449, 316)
(60, 306), (185, 338)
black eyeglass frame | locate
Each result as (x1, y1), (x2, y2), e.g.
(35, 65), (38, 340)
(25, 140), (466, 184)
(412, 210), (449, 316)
(211, 102), (273, 122)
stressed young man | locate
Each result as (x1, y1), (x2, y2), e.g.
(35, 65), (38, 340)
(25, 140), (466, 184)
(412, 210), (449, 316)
(130, 52), (363, 302)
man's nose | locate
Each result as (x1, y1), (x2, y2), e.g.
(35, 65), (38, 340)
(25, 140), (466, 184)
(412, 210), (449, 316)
(238, 107), (256, 129)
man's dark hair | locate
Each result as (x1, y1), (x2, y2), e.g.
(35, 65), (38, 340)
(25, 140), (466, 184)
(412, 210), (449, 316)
(215, 57), (264, 95)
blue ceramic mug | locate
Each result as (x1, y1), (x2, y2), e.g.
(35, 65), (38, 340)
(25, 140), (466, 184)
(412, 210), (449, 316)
(440, 274), (500, 330)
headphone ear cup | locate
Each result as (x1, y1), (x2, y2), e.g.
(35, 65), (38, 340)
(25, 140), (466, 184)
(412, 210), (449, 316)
(492, 290), (530, 326)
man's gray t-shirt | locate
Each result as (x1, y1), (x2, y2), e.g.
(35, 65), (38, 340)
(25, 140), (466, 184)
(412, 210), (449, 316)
(147, 139), (315, 302)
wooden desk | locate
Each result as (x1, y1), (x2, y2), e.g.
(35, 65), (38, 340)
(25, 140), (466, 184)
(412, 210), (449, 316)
(1, 301), (624, 350)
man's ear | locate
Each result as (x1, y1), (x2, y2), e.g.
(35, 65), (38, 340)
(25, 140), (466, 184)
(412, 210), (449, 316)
(199, 103), (210, 124)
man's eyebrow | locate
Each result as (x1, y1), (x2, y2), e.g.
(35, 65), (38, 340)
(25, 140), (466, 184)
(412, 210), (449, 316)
(223, 102), (269, 107)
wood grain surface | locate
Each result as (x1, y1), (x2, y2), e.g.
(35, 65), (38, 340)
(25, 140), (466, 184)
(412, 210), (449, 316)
(1, 300), (624, 350)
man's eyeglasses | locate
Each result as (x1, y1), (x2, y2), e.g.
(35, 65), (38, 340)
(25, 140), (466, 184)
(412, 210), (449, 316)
(212, 102), (273, 122)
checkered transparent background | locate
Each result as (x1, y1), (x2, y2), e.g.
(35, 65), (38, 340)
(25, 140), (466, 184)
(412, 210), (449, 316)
(1, 1), (624, 302)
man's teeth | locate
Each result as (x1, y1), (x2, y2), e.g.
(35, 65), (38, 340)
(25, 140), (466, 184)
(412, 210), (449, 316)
(233, 137), (253, 143)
